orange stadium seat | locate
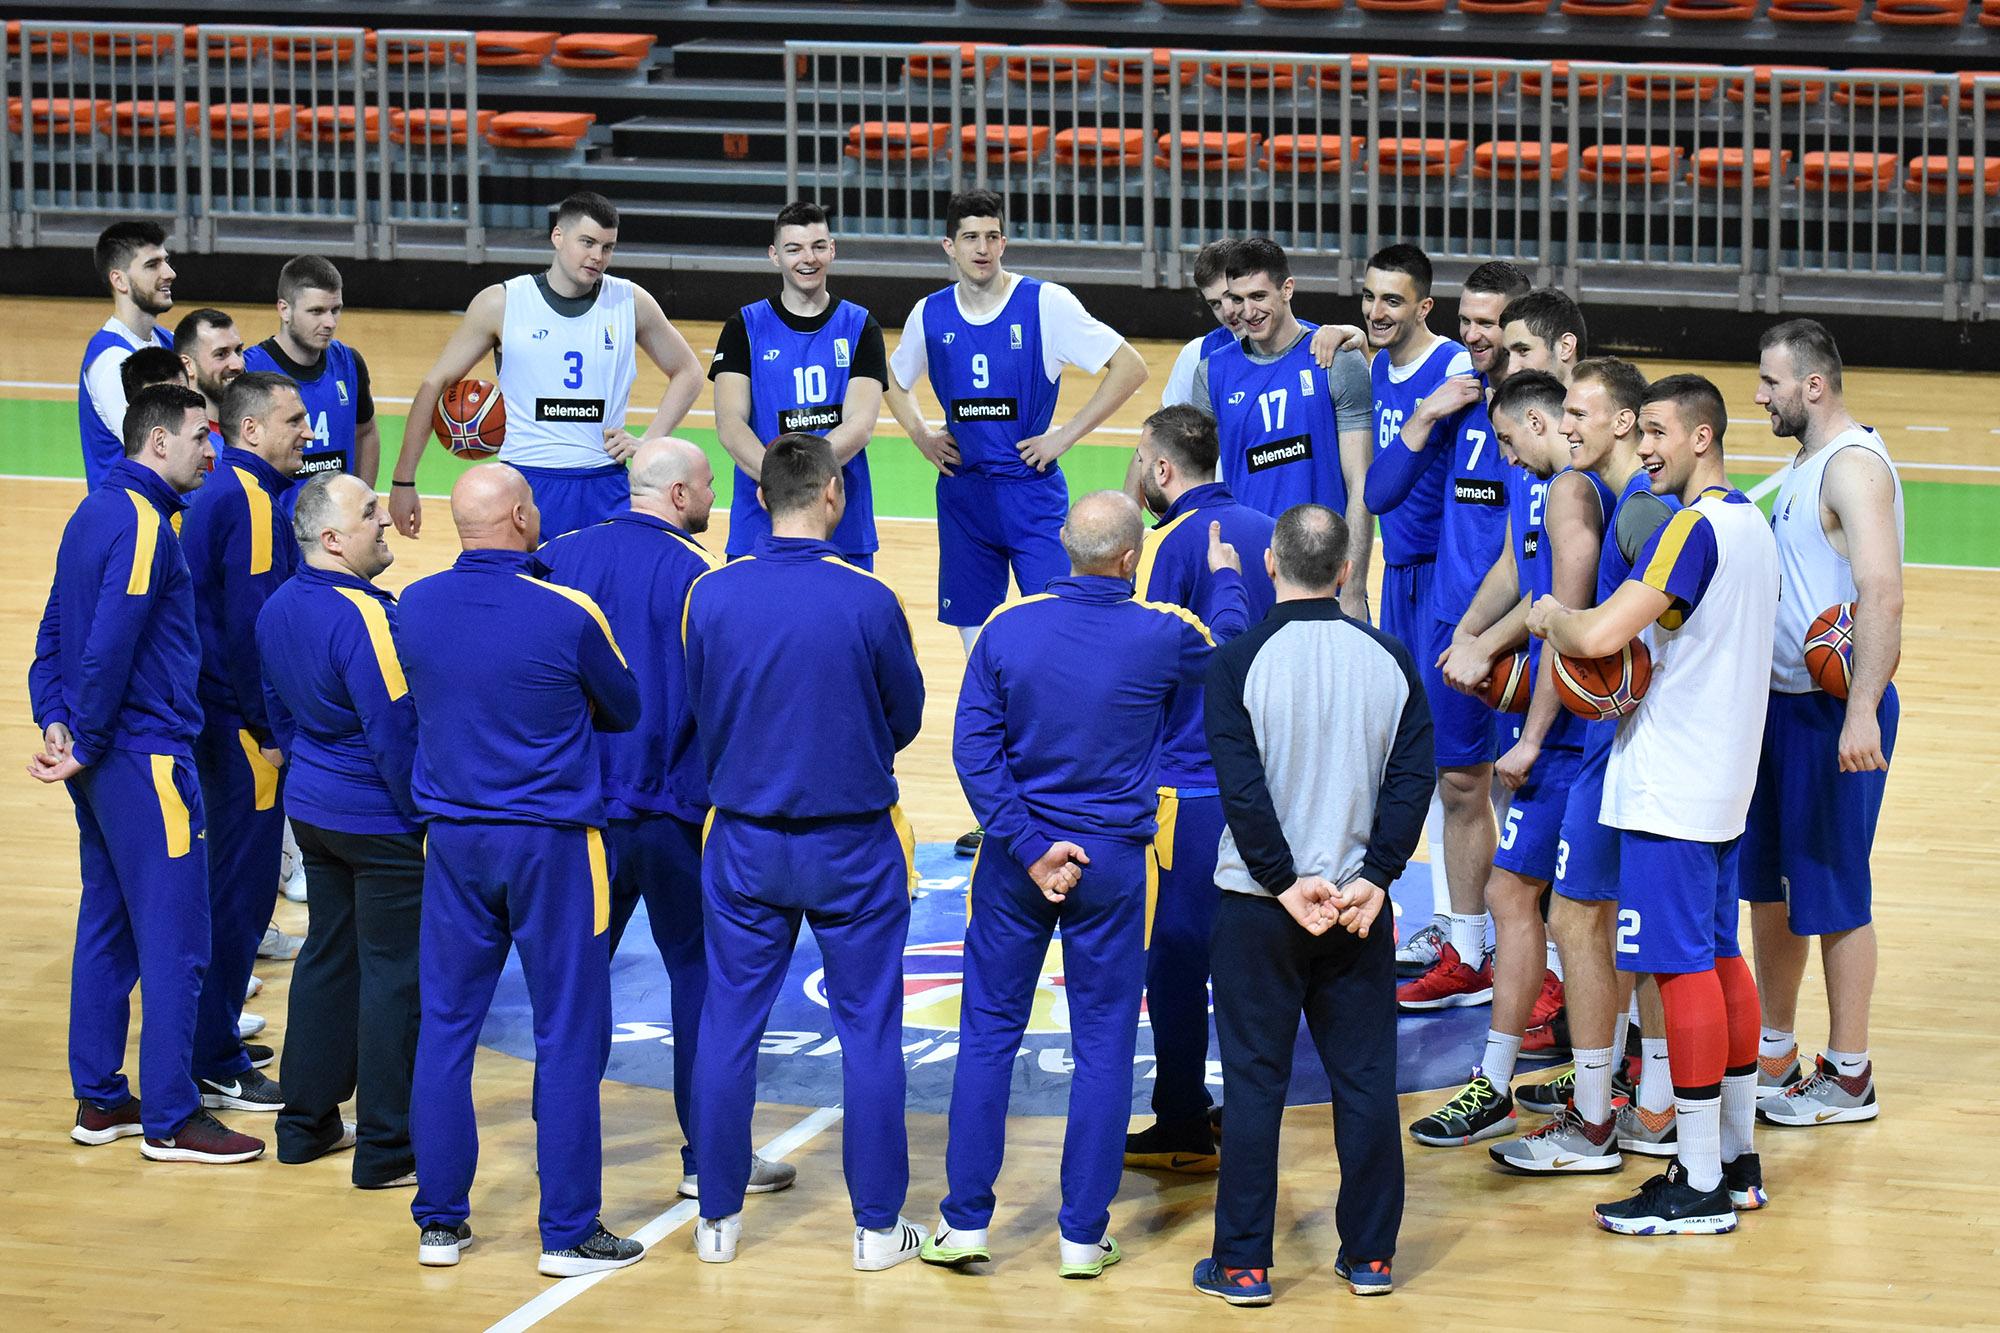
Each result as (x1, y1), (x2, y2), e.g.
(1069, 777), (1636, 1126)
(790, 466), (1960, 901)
(6, 22), (71, 57)
(1054, 126), (1148, 167)
(1871, 0), (1968, 22)
(1833, 70), (1931, 107)
(552, 33), (656, 71)
(844, 121), (951, 161)
(298, 105), (384, 143)
(1559, 0), (1657, 16)
(1312, 55), (1403, 93)
(1416, 69), (1510, 96)
(81, 31), (176, 59)
(1459, 0), (1553, 14)
(1357, 0), (1447, 11)
(1766, 0), (1861, 20)
(183, 27), (262, 61)
(268, 33), (359, 61)
(1159, 0), (1244, 9)
(907, 43), (1003, 80)
(959, 124), (1052, 164)
(1473, 140), (1572, 179)
(208, 103), (297, 142)
(390, 108), (497, 146)
(1194, 59), (1299, 90)
(1957, 71), (2000, 108)
(1005, 52), (1098, 83)
(470, 32), (561, 68)
(1376, 137), (1470, 177)
(106, 100), (196, 139)
(1727, 66), (1828, 105)
(487, 111), (596, 150)
(1663, 0), (1757, 16)
(1579, 143), (1686, 184)
(1100, 49), (1172, 86)
(1256, 0), (1344, 11)
(1623, 72), (1724, 101)
(1264, 133), (1366, 172)
(1158, 130), (1263, 171)
(1983, 0), (2000, 25)
(1694, 146), (1789, 187)
(1800, 150), (1899, 192)
(1904, 155), (2000, 195)
(1519, 62), (1603, 99)
(5, 97), (103, 135)
(366, 32), (451, 66)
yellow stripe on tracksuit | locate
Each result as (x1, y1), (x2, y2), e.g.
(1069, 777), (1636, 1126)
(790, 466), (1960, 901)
(123, 491), (158, 596)
(150, 754), (191, 858)
(586, 827), (610, 936)
(1133, 509), (1197, 604)
(889, 803), (917, 895)
(516, 574), (630, 668)
(1145, 788), (1179, 949)
(332, 587), (409, 700)
(233, 466), (273, 575)
(236, 731), (280, 811)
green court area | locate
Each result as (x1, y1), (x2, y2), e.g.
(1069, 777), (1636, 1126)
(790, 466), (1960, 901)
(6, 399), (1994, 568)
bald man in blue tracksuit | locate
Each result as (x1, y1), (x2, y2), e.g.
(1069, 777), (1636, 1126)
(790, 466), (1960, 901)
(1126, 407), (1277, 1169)
(923, 490), (1248, 1277)
(681, 433), (925, 1270)
(398, 464), (646, 1276)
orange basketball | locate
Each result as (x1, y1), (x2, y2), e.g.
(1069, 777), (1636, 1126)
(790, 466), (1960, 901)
(1479, 651), (1532, 714)
(1554, 639), (1653, 720)
(433, 379), (505, 457)
(1803, 602), (1898, 700)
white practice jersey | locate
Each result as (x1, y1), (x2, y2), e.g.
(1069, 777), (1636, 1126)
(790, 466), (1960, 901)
(1768, 425), (1904, 694)
(496, 273), (638, 470)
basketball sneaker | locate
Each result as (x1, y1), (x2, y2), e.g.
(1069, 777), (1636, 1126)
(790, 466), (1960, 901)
(1124, 1117), (1219, 1172)
(418, 1222), (473, 1267)
(539, 1220), (645, 1277)
(1409, 1075), (1516, 1147)
(1488, 1104), (1621, 1174)
(1515, 1061), (1633, 1115)
(238, 1012), (266, 1040)
(1193, 1258), (1273, 1307)
(1616, 1103), (1678, 1157)
(1334, 1255), (1393, 1296)
(953, 828), (983, 859)
(140, 1110), (265, 1164)
(1057, 1232), (1121, 1279)
(243, 1042), (275, 1069)
(1395, 919), (1447, 977)
(1756, 1056), (1878, 1126)
(71, 1097), (144, 1145)
(693, 1214), (740, 1264)
(676, 1153), (797, 1199)
(259, 925), (304, 961)
(854, 1216), (927, 1271)
(246, 974), (262, 1000)
(279, 828), (308, 903)
(1395, 943), (1493, 1011)
(200, 1067), (283, 1112)
(1756, 1044), (1803, 1101)
(1723, 1153), (1768, 1210)
(1594, 1159), (1737, 1236)
(919, 1221), (990, 1268)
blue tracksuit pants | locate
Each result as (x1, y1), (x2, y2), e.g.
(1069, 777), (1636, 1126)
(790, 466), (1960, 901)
(1144, 790), (1225, 1124)
(191, 718), (285, 1082)
(605, 811), (706, 1175)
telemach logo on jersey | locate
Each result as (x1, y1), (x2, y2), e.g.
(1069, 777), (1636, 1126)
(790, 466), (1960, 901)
(780, 405), (842, 433)
(297, 450), (346, 480)
(536, 398), (606, 423)
(1246, 435), (1312, 472)
(1454, 478), (1506, 506)
(1523, 530), (1543, 559)
(952, 398), (1019, 423)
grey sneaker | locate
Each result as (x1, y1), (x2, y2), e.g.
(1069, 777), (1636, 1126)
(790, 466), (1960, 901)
(200, 1067), (283, 1112)
(539, 1220), (645, 1277)
(1756, 1056), (1878, 1127)
(1409, 1075), (1517, 1147)
(418, 1222), (473, 1267)
(1395, 919), (1447, 976)
(677, 1153), (797, 1200)
(1615, 1103), (1678, 1157)
(258, 925), (304, 961)
(1489, 1103), (1622, 1174)
(1756, 1045), (1803, 1101)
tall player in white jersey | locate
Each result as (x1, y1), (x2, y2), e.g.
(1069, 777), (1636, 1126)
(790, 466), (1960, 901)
(1739, 320), (1904, 1127)
(1531, 374), (1779, 1236)
(389, 192), (704, 541)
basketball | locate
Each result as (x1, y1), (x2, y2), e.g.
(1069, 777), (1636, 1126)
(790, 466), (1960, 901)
(1553, 639), (1653, 720)
(432, 379), (506, 457)
(1479, 651), (1532, 713)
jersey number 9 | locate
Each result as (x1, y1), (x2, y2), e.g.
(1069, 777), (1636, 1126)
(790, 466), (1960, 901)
(971, 353), (989, 391)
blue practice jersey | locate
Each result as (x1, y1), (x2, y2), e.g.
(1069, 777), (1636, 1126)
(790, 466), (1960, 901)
(1368, 337), (1470, 567)
(1514, 465), (1615, 751)
(1205, 323), (1350, 519)
(1432, 390), (1512, 625)
(78, 322), (173, 491)
(243, 338), (364, 510)
(921, 276), (1059, 480)
(1572, 470), (1681, 764)
(734, 298), (877, 557)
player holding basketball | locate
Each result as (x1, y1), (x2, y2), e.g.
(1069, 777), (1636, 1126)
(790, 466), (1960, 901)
(79, 222), (177, 490)
(1528, 374), (1778, 1233)
(1741, 320), (1903, 1126)
(243, 256), (380, 500)
(388, 192), (704, 541)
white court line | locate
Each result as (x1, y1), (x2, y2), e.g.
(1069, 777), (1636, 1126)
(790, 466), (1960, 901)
(1744, 468), (1788, 502)
(482, 1106), (843, 1333)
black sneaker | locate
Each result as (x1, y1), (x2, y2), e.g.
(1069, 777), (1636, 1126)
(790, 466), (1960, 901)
(200, 1067), (283, 1112)
(1594, 1159), (1737, 1235)
(72, 1097), (145, 1145)
(243, 1042), (275, 1070)
(1409, 1075), (1517, 1146)
(953, 827), (983, 858)
(1516, 1067), (1574, 1115)
(1722, 1153), (1768, 1211)
(419, 1222), (474, 1267)
(1124, 1117), (1219, 1173)
(539, 1219), (646, 1277)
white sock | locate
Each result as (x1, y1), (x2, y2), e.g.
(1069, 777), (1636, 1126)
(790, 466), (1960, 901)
(1448, 913), (1490, 967)
(1638, 1038), (1673, 1114)
(1611, 1010), (1631, 1073)
(1546, 937), (1564, 981)
(1425, 796), (1449, 916)
(1573, 1046), (1616, 1124)
(1759, 1026), (1795, 1061)
(1721, 1070), (1757, 1163)
(1627, 991), (1642, 1025)
(1478, 1030), (1523, 1093)
(1675, 1095), (1723, 1193)
(958, 624), (980, 655)
(1825, 1048), (1869, 1079)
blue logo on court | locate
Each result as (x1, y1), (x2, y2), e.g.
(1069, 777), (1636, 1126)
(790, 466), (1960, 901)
(478, 844), (1496, 1113)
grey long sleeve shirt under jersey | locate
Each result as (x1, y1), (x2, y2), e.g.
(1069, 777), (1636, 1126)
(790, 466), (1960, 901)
(1203, 597), (1435, 897)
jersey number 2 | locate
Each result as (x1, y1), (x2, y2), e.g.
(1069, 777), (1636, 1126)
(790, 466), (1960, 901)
(562, 350), (584, 390)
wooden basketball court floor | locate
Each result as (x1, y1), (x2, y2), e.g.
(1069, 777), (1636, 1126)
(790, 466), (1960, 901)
(1, 294), (1996, 1329)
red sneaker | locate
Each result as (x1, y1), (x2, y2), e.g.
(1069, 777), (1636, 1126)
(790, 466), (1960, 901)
(1528, 972), (1564, 1027)
(1395, 943), (1494, 1011)
(140, 1110), (265, 1164)
(71, 1098), (144, 1146)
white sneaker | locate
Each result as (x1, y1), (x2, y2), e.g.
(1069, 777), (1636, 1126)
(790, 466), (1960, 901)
(854, 1216), (927, 1272)
(677, 1153), (798, 1200)
(694, 1214), (741, 1264)
(1057, 1232), (1122, 1279)
(280, 823), (309, 902)
(258, 926), (303, 961)
(333, 1120), (358, 1152)
(238, 1012), (267, 1039)
(245, 974), (263, 1000)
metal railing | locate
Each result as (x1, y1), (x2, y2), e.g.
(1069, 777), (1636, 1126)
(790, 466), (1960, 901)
(372, 29), (480, 262)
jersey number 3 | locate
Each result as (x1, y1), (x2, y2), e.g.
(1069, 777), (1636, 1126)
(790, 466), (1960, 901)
(563, 351), (584, 390)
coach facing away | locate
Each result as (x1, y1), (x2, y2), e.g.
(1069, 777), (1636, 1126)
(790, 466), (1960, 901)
(927, 491), (1249, 1279)
(681, 433), (926, 1271)
(396, 463), (646, 1279)
(255, 473), (423, 1186)
(1196, 505), (1432, 1308)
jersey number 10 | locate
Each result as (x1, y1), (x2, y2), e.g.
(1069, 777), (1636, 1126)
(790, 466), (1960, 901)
(793, 364), (828, 403)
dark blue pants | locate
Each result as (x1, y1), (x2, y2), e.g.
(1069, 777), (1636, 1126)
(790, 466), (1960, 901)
(67, 749), (210, 1137)
(693, 809), (913, 1227)
(1145, 790), (1225, 1123)
(606, 811), (705, 1174)
(1209, 892), (1403, 1270)
(412, 820), (612, 1251)
(943, 834), (1152, 1244)
(515, 462), (629, 541)
(277, 821), (423, 1185)
(191, 719), (285, 1082)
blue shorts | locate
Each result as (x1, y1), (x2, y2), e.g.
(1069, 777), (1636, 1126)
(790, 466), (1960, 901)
(1377, 558), (1433, 655)
(1736, 687), (1897, 936)
(1493, 745), (1583, 883)
(515, 462), (629, 541)
(1614, 830), (1742, 975)
(936, 469), (1069, 627)
(1424, 615), (1498, 769)
(1552, 732), (1619, 902)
